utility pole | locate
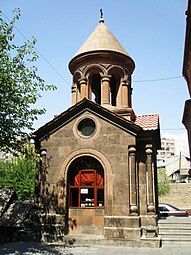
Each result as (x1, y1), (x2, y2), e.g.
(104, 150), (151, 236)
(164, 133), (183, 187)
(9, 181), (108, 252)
(179, 151), (182, 182)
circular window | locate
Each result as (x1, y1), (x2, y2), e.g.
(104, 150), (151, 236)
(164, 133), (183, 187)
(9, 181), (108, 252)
(77, 118), (96, 137)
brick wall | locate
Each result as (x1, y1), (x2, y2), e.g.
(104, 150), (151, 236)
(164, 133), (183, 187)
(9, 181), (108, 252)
(159, 183), (191, 209)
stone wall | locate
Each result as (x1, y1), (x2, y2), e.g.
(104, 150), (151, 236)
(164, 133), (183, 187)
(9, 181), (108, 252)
(37, 109), (159, 244)
(40, 110), (136, 216)
(159, 183), (191, 209)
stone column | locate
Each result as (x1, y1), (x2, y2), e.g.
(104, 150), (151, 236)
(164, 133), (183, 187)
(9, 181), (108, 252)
(138, 143), (147, 215)
(35, 159), (41, 204)
(71, 83), (77, 105)
(129, 87), (133, 108)
(146, 145), (155, 214)
(40, 150), (47, 209)
(79, 78), (88, 99)
(129, 146), (138, 215)
(121, 80), (131, 107)
(122, 79), (130, 107)
(101, 75), (111, 105)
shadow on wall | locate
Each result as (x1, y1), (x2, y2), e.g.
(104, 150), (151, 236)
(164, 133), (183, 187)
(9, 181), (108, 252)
(68, 218), (77, 232)
(38, 157), (66, 214)
(38, 156), (78, 238)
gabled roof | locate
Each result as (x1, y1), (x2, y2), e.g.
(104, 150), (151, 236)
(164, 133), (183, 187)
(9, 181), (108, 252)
(135, 114), (159, 131)
(33, 99), (142, 141)
(75, 21), (129, 58)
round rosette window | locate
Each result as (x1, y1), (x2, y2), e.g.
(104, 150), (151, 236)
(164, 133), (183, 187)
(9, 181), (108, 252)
(77, 118), (96, 137)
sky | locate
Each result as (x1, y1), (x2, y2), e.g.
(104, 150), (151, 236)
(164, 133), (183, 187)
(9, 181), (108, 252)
(1, 0), (189, 156)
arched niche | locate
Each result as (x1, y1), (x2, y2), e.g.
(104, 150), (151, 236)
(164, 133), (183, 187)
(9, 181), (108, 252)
(89, 73), (101, 104)
(108, 66), (125, 107)
(84, 65), (105, 104)
(73, 71), (82, 103)
(73, 71), (82, 84)
(67, 156), (104, 208)
(60, 148), (113, 215)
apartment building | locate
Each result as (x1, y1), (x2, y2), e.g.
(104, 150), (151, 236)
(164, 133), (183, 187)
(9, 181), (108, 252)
(158, 137), (175, 158)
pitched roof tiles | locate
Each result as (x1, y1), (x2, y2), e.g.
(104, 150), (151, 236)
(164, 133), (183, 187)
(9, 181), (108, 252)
(134, 114), (159, 130)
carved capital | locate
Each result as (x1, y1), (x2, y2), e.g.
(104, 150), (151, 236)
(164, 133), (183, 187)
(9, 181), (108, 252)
(129, 146), (136, 155)
(121, 79), (130, 86)
(79, 78), (87, 85)
(101, 75), (111, 83)
(71, 84), (77, 92)
(146, 144), (152, 155)
(146, 148), (152, 155)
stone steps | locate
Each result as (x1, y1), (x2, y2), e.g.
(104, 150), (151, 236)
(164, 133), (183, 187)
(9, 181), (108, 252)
(158, 217), (191, 246)
(159, 228), (191, 234)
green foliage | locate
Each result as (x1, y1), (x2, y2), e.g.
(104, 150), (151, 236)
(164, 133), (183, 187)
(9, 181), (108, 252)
(157, 168), (171, 197)
(0, 9), (56, 153)
(0, 143), (38, 200)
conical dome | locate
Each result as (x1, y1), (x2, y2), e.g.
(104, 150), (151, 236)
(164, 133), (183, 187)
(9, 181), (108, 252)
(69, 19), (135, 120)
(75, 21), (129, 57)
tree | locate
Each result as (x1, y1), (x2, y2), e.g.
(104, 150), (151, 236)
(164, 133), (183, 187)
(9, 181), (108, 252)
(0, 9), (56, 153)
(0, 142), (38, 200)
(157, 168), (171, 197)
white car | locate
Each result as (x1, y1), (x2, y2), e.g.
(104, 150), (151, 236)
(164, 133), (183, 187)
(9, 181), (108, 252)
(159, 203), (189, 217)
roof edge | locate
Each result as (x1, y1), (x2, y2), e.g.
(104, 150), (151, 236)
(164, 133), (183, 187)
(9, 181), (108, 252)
(33, 99), (142, 141)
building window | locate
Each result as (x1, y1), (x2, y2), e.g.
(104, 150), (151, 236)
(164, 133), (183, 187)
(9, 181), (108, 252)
(77, 118), (96, 137)
(69, 169), (104, 208)
(68, 156), (104, 208)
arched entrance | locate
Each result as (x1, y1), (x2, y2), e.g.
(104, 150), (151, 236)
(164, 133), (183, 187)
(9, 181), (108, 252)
(67, 156), (105, 235)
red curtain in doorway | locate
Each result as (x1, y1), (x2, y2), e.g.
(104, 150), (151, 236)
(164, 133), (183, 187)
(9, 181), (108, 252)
(74, 170), (103, 187)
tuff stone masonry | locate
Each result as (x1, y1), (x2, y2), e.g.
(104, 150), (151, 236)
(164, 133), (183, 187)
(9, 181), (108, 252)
(33, 18), (161, 247)
(182, 0), (191, 158)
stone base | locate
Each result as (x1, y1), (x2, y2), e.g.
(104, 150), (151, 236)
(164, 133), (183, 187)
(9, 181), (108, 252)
(140, 215), (158, 239)
(140, 215), (158, 226)
(104, 215), (141, 240)
(111, 107), (136, 121)
(66, 233), (161, 248)
(104, 227), (141, 240)
(68, 208), (104, 235)
(140, 236), (161, 248)
(40, 213), (161, 248)
(40, 213), (65, 243)
(102, 215), (160, 247)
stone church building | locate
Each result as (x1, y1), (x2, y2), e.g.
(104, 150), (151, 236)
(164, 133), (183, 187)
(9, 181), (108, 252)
(33, 18), (161, 246)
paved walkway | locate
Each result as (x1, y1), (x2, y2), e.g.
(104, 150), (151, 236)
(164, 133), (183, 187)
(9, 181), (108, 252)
(0, 242), (191, 255)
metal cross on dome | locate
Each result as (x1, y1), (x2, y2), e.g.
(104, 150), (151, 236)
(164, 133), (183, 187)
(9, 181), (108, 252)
(99, 9), (104, 22)
(100, 9), (103, 18)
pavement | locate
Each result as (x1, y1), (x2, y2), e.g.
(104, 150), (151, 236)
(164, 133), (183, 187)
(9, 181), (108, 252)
(0, 242), (191, 255)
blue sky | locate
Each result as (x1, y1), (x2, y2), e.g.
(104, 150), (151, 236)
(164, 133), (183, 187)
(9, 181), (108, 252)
(1, 0), (189, 155)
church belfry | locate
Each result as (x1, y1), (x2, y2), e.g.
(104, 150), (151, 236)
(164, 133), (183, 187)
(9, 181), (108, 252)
(69, 18), (136, 120)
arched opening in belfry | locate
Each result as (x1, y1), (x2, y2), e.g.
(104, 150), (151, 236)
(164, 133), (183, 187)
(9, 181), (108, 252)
(77, 81), (81, 101)
(73, 72), (81, 103)
(89, 74), (101, 104)
(110, 75), (120, 107)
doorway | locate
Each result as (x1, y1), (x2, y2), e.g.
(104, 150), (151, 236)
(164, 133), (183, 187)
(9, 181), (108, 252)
(67, 156), (105, 235)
